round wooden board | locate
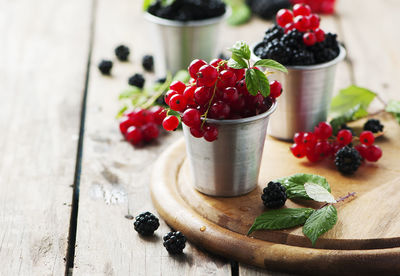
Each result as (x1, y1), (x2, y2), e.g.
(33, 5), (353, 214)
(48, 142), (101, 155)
(150, 114), (400, 275)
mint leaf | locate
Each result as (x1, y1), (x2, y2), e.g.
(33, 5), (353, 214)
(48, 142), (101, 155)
(228, 53), (248, 69)
(245, 68), (259, 95)
(275, 173), (330, 199)
(254, 69), (270, 97)
(226, 2), (251, 26)
(248, 208), (315, 235)
(329, 104), (368, 133)
(330, 85), (376, 119)
(119, 87), (141, 100)
(228, 41), (251, 61)
(303, 205), (337, 246)
(143, 0), (153, 10)
(386, 100), (400, 124)
(304, 183), (336, 203)
(253, 59), (288, 73)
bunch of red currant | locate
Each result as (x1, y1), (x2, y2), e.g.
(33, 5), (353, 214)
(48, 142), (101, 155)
(161, 59), (283, 142)
(290, 0), (335, 15)
(276, 4), (326, 46)
(290, 121), (383, 162)
(119, 106), (167, 146)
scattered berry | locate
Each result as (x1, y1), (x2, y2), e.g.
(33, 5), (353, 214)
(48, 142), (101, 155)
(163, 231), (186, 254)
(142, 55), (154, 72)
(128, 74), (145, 88)
(134, 212), (160, 236)
(335, 146), (362, 175)
(359, 131), (375, 146)
(261, 181), (287, 209)
(98, 60), (113, 75)
(290, 143), (306, 158)
(337, 129), (353, 145)
(363, 119), (384, 133)
(115, 45), (130, 61)
(314, 121), (333, 140)
(365, 145), (382, 162)
(126, 126), (143, 145)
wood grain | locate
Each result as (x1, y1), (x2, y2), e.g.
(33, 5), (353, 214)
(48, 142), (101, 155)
(0, 0), (92, 275)
(72, 0), (230, 274)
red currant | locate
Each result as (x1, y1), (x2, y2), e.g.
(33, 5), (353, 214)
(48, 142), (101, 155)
(290, 143), (306, 158)
(182, 108), (201, 128)
(337, 129), (353, 145)
(359, 131), (375, 146)
(314, 121), (333, 140)
(183, 86), (196, 106)
(247, 93), (264, 109)
(127, 108), (146, 127)
(217, 70), (237, 89)
(307, 14), (320, 29)
(209, 101), (230, 119)
(230, 68), (245, 81)
(126, 126), (143, 145)
(294, 15), (310, 32)
(302, 132), (317, 148)
(169, 94), (187, 112)
(210, 58), (226, 70)
(293, 3), (312, 17)
(315, 28), (325, 42)
(303, 32), (317, 46)
(194, 86), (212, 106)
(165, 90), (178, 106)
(306, 146), (320, 162)
(119, 117), (134, 135)
(169, 81), (186, 94)
(314, 141), (332, 158)
(142, 123), (159, 142)
(321, 0), (335, 14)
(222, 87), (239, 103)
(142, 109), (155, 124)
(230, 97), (245, 112)
(162, 115), (179, 131)
(188, 59), (207, 79)
(365, 145), (382, 162)
(355, 144), (368, 159)
(276, 9), (294, 27)
(190, 126), (205, 138)
(204, 125), (218, 142)
(150, 106), (167, 126)
(284, 22), (295, 33)
(294, 132), (305, 144)
(269, 80), (282, 98)
(196, 65), (218, 87)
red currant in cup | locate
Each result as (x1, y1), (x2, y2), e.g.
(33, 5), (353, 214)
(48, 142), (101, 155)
(182, 108), (201, 128)
(188, 59), (207, 79)
(269, 80), (282, 99)
(315, 28), (325, 42)
(307, 14), (320, 30)
(190, 126), (205, 138)
(359, 131), (375, 146)
(169, 94), (187, 112)
(194, 86), (212, 106)
(294, 15), (310, 32)
(293, 3), (312, 17)
(204, 125), (218, 142)
(217, 70), (237, 89)
(169, 81), (186, 94)
(196, 65), (218, 87)
(162, 115), (180, 131)
(165, 90), (178, 106)
(209, 101), (230, 119)
(337, 129), (353, 145)
(222, 87), (239, 103)
(183, 86), (196, 106)
(276, 9), (294, 27)
(149, 106), (167, 125)
(303, 32), (317, 46)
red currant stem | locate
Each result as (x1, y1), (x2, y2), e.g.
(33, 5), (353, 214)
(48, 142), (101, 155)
(200, 82), (218, 128)
(141, 72), (172, 109)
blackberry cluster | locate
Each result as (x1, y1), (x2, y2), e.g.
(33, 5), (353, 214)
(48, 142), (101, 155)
(163, 231), (186, 254)
(134, 212), (160, 236)
(254, 26), (340, 66)
(115, 45), (130, 61)
(334, 146), (362, 175)
(363, 119), (384, 133)
(128, 74), (145, 88)
(246, 0), (290, 20)
(98, 60), (113, 75)
(148, 0), (226, 21)
(142, 55), (154, 72)
(261, 181), (287, 209)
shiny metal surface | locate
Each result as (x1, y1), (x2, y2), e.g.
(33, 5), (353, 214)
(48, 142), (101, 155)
(251, 45), (346, 140)
(182, 102), (277, 197)
(144, 12), (226, 76)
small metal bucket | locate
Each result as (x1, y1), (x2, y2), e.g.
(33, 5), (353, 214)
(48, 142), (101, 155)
(144, 12), (227, 76)
(182, 102), (277, 197)
(251, 44), (346, 140)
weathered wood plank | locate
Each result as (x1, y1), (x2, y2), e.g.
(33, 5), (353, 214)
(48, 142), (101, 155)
(0, 0), (92, 275)
(73, 0), (230, 274)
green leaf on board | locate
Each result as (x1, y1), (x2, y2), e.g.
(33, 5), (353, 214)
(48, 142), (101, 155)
(275, 173), (331, 200)
(303, 205), (338, 246)
(254, 68), (270, 97)
(386, 100), (400, 124)
(248, 208), (315, 235)
(228, 41), (251, 60)
(330, 85), (376, 119)
(304, 183), (336, 203)
(329, 104), (368, 133)
(253, 59), (288, 73)
(227, 2), (251, 26)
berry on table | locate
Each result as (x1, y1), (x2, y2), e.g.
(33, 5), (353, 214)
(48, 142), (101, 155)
(128, 74), (145, 88)
(142, 55), (154, 72)
(126, 126), (143, 145)
(188, 59), (207, 79)
(115, 45), (130, 61)
(290, 143), (306, 158)
(363, 119), (384, 133)
(302, 132), (317, 148)
(314, 121), (332, 140)
(134, 212), (160, 236)
(163, 231), (186, 254)
(142, 123), (159, 142)
(337, 129), (353, 145)
(149, 106), (167, 125)
(293, 3), (312, 17)
(261, 181), (287, 209)
(314, 141), (332, 158)
(365, 145), (382, 162)
(293, 132), (305, 144)
(306, 147), (321, 162)
(119, 117), (134, 135)
(98, 60), (113, 75)
(269, 80), (283, 98)
(335, 146), (362, 175)
(162, 115), (180, 131)
(276, 9), (294, 28)
(355, 144), (368, 159)
(359, 131), (375, 146)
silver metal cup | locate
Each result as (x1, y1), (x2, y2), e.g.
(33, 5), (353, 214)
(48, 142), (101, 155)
(144, 12), (226, 77)
(251, 44), (346, 140)
(182, 102), (277, 197)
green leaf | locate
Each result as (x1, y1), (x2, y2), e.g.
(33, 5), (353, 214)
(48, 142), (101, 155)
(386, 100), (400, 124)
(143, 0), (153, 10)
(227, 2), (251, 26)
(172, 70), (190, 84)
(253, 59), (288, 73)
(119, 87), (141, 100)
(254, 68), (270, 97)
(116, 105), (128, 118)
(248, 208), (315, 235)
(304, 183), (336, 203)
(228, 53), (248, 69)
(228, 41), (251, 60)
(330, 85), (376, 119)
(245, 68), (259, 95)
(329, 104), (368, 134)
(303, 205), (338, 246)
(275, 173), (331, 200)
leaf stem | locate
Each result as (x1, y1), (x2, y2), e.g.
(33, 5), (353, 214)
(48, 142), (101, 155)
(140, 73), (172, 109)
(320, 192), (356, 209)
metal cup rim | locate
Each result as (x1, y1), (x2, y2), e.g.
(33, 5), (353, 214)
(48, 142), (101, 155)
(143, 9), (229, 27)
(251, 43), (346, 71)
(203, 101), (277, 125)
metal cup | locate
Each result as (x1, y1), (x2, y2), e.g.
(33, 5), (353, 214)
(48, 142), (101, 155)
(144, 12), (226, 77)
(251, 44), (346, 140)
(182, 102), (277, 197)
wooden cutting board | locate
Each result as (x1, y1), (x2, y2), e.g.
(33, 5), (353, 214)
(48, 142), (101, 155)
(150, 113), (400, 275)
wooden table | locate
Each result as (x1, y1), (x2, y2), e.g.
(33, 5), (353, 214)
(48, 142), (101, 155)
(1, 0), (399, 275)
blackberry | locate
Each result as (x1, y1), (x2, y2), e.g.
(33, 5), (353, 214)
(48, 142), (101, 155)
(115, 45), (130, 61)
(98, 60), (113, 75)
(163, 231), (186, 254)
(134, 212), (160, 236)
(142, 55), (154, 72)
(334, 146), (362, 175)
(246, 0), (291, 20)
(218, 52), (229, 61)
(290, 48), (315, 65)
(261, 181), (287, 209)
(263, 25), (284, 44)
(128, 74), (145, 88)
(281, 29), (304, 49)
(363, 119), (384, 133)
(156, 77), (167, 83)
